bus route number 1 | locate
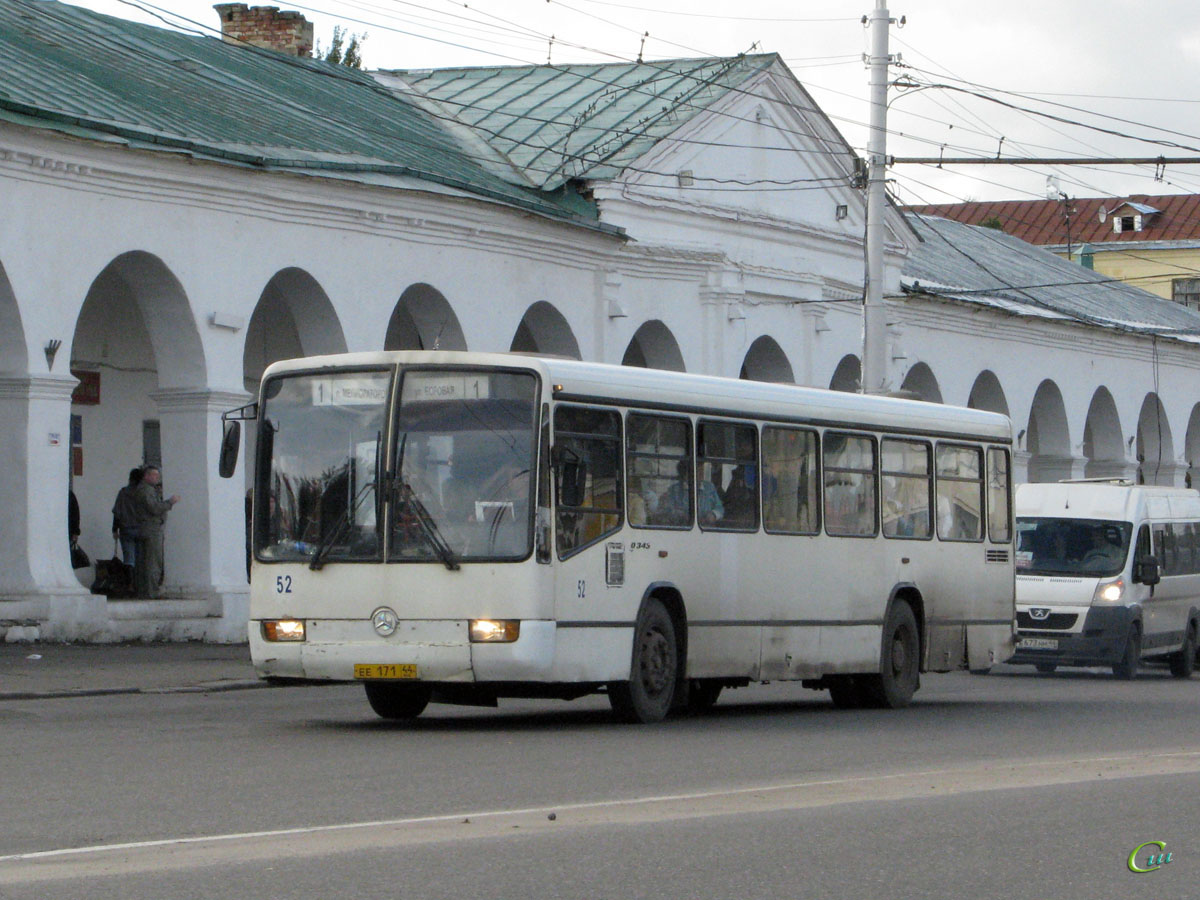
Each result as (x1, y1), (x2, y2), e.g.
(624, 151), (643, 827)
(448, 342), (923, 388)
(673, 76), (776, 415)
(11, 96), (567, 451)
(276, 575), (293, 594)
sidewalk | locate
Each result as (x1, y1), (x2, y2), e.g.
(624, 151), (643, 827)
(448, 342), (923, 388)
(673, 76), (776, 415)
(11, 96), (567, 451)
(0, 641), (263, 700)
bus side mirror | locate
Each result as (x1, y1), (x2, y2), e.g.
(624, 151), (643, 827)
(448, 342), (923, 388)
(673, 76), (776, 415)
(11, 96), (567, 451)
(218, 420), (241, 479)
(1134, 555), (1161, 586)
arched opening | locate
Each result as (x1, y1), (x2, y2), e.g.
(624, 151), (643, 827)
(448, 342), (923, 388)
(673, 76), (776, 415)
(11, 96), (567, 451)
(243, 268), (346, 392)
(966, 370), (1009, 416)
(0, 260), (31, 594)
(1082, 387), (1125, 479)
(1185, 405), (1200, 489)
(384, 283), (467, 351)
(68, 252), (207, 593)
(739, 335), (794, 383)
(509, 301), (581, 359)
(621, 321), (685, 372)
(1026, 379), (1071, 483)
(0, 261), (26, 375)
(828, 354), (860, 393)
(1136, 393), (1175, 485)
(899, 362), (943, 403)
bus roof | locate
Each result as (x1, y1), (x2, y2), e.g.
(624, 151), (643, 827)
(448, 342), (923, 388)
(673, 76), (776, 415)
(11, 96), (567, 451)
(1016, 481), (1200, 521)
(261, 350), (1014, 443)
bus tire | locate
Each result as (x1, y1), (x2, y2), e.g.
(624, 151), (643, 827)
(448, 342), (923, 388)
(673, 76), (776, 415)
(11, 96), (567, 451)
(1169, 621), (1197, 679)
(828, 676), (869, 709)
(861, 600), (920, 709)
(609, 599), (679, 724)
(1112, 623), (1141, 680)
(364, 682), (431, 720)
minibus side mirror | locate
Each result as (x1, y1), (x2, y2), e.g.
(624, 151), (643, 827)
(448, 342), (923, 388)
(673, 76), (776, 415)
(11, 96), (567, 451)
(1134, 554), (1161, 586)
(218, 420), (241, 479)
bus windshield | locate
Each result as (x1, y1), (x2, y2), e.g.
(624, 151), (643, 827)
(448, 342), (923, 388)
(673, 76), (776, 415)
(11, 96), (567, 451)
(256, 370), (391, 563)
(391, 369), (538, 562)
(1015, 517), (1132, 577)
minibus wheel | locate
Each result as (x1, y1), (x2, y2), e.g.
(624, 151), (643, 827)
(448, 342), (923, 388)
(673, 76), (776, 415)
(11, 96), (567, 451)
(364, 682), (432, 720)
(1169, 621), (1197, 679)
(862, 600), (920, 708)
(609, 599), (678, 724)
(1112, 624), (1141, 680)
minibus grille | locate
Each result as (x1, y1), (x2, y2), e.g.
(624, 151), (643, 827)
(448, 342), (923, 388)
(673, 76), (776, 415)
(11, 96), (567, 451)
(1016, 611), (1078, 630)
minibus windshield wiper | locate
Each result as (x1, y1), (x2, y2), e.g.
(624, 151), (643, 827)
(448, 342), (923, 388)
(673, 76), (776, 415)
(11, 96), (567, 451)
(396, 478), (460, 571)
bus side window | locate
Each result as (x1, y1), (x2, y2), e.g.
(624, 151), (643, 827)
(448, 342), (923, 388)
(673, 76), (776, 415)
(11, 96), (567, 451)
(880, 438), (931, 539)
(823, 432), (877, 537)
(626, 413), (692, 529)
(554, 406), (622, 558)
(935, 444), (984, 542)
(697, 421), (758, 532)
(762, 426), (819, 534)
(987, 447), (1012, 543)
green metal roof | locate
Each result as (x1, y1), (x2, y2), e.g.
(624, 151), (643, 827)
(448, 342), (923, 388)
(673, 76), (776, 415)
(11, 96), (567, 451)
(386, 55), (780, 190)
(0, 0), (606, 226)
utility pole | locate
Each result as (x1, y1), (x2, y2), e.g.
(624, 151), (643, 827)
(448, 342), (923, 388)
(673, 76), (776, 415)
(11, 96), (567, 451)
(862, 0), (894, 395)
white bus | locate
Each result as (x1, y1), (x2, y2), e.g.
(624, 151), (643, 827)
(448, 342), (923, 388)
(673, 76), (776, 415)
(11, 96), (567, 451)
(1011, 480), (1200, 679)
(220, 351), (1015, 723)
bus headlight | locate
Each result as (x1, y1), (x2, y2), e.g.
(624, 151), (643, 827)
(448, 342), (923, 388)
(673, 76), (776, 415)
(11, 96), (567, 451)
(262, 619), (306, 642)
(469, 619), (520, 643)
(1092, 579), (1125, 604)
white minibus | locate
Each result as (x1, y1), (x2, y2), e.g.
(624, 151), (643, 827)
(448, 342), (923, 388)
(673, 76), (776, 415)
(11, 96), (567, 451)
(220, 351), (1016, 722)
(1012, 480), (1200, 678)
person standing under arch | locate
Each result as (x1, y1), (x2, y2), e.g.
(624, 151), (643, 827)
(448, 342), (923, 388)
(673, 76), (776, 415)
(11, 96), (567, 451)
(132, 465), (180, 599)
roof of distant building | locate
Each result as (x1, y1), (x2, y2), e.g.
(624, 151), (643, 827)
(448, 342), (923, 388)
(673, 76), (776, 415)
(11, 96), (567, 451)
(902, 212), (1200, 336)
(380, 56), (784, 191)
(905, 194), (1200, 246)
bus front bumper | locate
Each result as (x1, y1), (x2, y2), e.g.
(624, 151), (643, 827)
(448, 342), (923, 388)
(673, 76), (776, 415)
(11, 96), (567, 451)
(1008, 605), (1134, 667)
(250, 618), (559, 683)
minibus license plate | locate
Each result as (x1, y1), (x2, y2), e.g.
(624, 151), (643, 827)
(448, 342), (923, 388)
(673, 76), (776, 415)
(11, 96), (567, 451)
(354, 664), (418, 679)
(1017, 638), (1058, 651)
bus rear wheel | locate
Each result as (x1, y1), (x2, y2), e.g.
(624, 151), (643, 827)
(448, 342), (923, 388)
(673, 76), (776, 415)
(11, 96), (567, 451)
(861, 600), (920, 709)
(609, 599), (679, 724)
(1169, 621), (1197, 679)
(364, 682), (432, 720)
(1112, 624), (1141, 680)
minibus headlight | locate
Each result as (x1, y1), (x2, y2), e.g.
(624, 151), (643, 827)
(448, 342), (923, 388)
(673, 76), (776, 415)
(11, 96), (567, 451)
(469, 619), (520, 643)
(262, 619), (306, 642)
(1092, 579), (1125, 604)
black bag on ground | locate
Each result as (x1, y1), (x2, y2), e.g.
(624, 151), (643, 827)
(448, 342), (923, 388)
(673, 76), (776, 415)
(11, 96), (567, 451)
(70, 539), (90, 570)
(92, 547), (135, 598)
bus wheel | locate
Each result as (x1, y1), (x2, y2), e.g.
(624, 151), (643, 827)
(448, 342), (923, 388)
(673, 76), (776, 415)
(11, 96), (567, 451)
(1112, 624), (1142, 680)
(828, 676), (868, 709)
(862, 601), (920, 709)
(685, 679), (723, 713)
(609, 599), (679, 723)
(364, 682), (431, 720)
(1169, 621), (1197, 679)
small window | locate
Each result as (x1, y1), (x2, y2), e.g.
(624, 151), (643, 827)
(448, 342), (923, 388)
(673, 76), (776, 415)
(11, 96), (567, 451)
(987, 447), (1012, 543)
(1173, 278), (1200, 311)
(936, 444), (983, 541)
(762, 426), (820, 534)
(626, 414), (692, 529)
(823, 432), (877, 537)
(697, 421), (758, 531)
(881, 438), (931, 539)
(554, 406), (622, 558)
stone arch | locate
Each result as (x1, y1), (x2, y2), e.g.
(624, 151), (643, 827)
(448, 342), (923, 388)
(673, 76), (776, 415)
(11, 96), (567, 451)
(829, 354), (860, 393)
(739, 335), (794, 383)
(621, 321), (685, 372)
(509, 301), (581, 359)
(384, 283), (467, 351)
(966, 370), (1009, 416)
(1026, 379), (1071, 483)
(1082, 387), (1125, 479)
(243, 268), (347, 392)
(1185, 405), (1200, 489)
(899, 362), (943, 403)
(1137, 393), (1175, 485)
(0, 261), (27, 374)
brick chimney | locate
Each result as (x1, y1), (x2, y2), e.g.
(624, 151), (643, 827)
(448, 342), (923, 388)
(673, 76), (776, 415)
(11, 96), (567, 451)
(213, 4), (313, 57)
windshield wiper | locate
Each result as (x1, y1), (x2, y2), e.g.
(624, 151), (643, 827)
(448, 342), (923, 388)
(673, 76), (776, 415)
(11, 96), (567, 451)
(396, 479), (460, 571)
(309, 467), (377, 571)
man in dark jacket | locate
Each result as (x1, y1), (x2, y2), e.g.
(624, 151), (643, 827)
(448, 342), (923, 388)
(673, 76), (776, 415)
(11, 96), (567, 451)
(132, 465), (180, 598)
(111, 467), (143, 568)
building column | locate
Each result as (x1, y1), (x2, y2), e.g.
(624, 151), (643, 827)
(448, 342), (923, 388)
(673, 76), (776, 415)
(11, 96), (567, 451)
(0, 375), (102, 638)
(1025, 454), (1086, 484)
(1084, 457), (1139, 482)
(151, 388), (251, 639)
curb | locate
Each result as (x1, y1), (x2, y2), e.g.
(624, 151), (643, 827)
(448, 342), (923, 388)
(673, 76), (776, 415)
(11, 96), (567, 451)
(0, 679), (270, 702)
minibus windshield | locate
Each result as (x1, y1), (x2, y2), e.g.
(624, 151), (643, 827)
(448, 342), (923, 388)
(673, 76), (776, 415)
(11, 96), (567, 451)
(1015, 517), (1132, 577)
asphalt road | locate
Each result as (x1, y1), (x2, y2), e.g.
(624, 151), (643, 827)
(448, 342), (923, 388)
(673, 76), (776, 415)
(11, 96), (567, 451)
(2, 666), (1198, 899)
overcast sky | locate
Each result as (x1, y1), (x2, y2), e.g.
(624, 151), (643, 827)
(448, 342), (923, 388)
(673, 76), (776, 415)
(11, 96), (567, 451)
(61, 0), (1200, 205)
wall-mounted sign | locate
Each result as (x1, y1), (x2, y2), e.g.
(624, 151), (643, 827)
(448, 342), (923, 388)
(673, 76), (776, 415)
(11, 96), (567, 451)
(71, 369), (100, 405)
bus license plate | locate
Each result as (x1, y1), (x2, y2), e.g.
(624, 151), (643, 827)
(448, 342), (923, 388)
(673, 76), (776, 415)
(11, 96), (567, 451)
(1017, 638), (1058, 651)
(354, 664), (418, 680)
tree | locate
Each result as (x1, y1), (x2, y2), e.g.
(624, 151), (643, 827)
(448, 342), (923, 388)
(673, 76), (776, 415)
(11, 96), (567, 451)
(316, 26), (367, 69)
